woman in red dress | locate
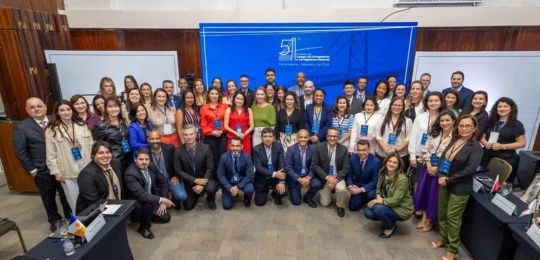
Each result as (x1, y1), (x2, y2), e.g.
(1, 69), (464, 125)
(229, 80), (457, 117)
(224, 92), (254, 154)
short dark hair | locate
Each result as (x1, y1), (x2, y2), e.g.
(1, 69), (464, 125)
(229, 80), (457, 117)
(261, 127), (274, 137)
(420, 72), (431, 78)
(358, 76), (368, 81)
(343, 80), (355, 88)
(135, 147), (151, 158)
(231, 136), (243, 143)
(386, 74), (397, 80)
(91, 141), (112, 159)
(239, 74), (249, 79)
(265, 68), (276, 74)
(451, 71), (465, 80)
(357, 139), (370, 147)
(162, 80), (174, 87)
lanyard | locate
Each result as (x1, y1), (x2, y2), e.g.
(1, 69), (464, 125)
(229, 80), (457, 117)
(286, 109), (294, 124)
(265, 147), (272, 163)
(327, 147), (335, 162)
(314, 108), (321, 124)
(157, 106), (169, 123)
(494, 120), (506, 132)
(444, 140), (466, 160)
(235, 108), (243, 126)
(300, 148), (306, 167)
(434, 133), (450, 153)
(363, 112), (374, 124)
(152, 152), (163, 170)
(337, 115), (345, 129)
(60, 122), (77, 147)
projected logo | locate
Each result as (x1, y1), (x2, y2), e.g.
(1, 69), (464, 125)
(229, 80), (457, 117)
(278, 37), (331, 67)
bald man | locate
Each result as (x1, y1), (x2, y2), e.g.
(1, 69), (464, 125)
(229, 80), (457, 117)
(288, 72), (306, 97)
(13, 97), (71, 231)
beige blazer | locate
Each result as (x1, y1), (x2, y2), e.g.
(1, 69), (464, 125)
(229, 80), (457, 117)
(46, 123), (93, 179)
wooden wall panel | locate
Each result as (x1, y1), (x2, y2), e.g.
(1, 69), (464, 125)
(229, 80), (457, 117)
(70, 30), (122, 50)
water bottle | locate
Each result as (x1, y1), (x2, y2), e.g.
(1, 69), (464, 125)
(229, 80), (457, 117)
(63, 238), (75, 256)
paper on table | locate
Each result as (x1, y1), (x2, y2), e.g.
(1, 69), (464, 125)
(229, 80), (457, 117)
(102, 204), (122, 215)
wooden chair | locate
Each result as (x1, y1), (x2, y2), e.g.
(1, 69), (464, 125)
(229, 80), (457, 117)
(486, 157), (513, 185)
(0, 218), (27, 252)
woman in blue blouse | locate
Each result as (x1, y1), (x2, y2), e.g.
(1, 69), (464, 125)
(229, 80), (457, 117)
(128, 104), (153, 152)
(304, 89), (332, 143)
(332, 96), (354, 150)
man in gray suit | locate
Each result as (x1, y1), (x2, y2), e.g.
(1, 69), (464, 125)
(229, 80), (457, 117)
(13, 97), (70, 231)
(311, 127), (350, 217)
(343, 80), (362, 115)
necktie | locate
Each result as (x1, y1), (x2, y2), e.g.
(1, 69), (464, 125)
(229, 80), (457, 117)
(39, 121), (46, 128)
(233, 156), (239, 173)
(143, 169), (151, 193)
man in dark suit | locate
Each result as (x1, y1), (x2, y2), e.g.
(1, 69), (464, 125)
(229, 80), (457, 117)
(442, 71), (474, 111)
(343, 80), (362, 115)
(311, 128), (350, 217)
(163, 79), (182, 110)
(355, 76), (369, 103)
(173, 124), (218, 210)
(147, 131), (187, 208)
(76, 141), (123, 214)
(285, 129), (321, 208)
(217, 137), (255, 209)
(124, 148), (174, 239)
(252, 127), (287, 206)
(239, 75), (255, 107)
(13, 97), (70, 231)
(298, 80), (314, 111)
(346, 140), (381, 211)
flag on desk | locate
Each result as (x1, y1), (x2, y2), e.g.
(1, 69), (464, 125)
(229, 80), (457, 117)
(68, 213), (86, 237)
(519, 199), (538, 217)
(490, 174), (500, 194)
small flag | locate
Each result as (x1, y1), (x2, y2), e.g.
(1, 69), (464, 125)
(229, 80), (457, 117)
(519, 199), (538, 217)
(68, 213), (86, 237)
(490, 174), (500, 194)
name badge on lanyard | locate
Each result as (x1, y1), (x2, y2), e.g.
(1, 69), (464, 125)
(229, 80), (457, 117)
(214, 119), (222, 130)
(235, 124), (242, 133)
(311, 123), (319, 134)
(421, 132), (428, 145)
(121, 139), (131, 153)
(360, 124), (368, 136)
(430, 154), (439, 166)
(163, 123), (172, 135)
(71, 146), (82, 161)
(439, 159), (451, 174)
(388, 133), (397, 145)
(329, 165), (334, 176)
(488, 132), (500, 144)
(268, 163), (273, 172)
(285, 124), (293, 135)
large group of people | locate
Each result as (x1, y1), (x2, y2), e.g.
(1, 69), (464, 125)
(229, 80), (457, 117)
(13, 70), (527, 260)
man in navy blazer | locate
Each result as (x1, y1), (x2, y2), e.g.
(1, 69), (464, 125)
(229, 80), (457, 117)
(217, 137), (255, 209)
(252, 127), (287, 206)
(346, 140), (381, 211)
(124, 148), (174, 239)
(13, 97), (70, 231)
(285, 129), (321, 208)
(442, 71), (474, 111)
(163, 79), (182, 110)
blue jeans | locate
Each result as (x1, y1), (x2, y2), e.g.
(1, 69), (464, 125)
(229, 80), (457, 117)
(169, 182), (188, 202)
(221, 183), (254, 210)
(364, 204), (403, 229)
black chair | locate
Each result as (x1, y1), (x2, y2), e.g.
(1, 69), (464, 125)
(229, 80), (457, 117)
(0, 218), (27, 252)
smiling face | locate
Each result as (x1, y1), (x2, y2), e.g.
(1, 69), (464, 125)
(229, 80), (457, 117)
(357, 78), (367, 91)
(57, 104), (73, 121)
(497, 101), (512, 119)
(208, 89), (220, 103)
(344, 83), (355, 97)
(427, 95), (442, 112)
(394, 85), (406, 98)
(387, 77), (397, 90)
(135, 105), (147, 123)
(409, 82), (422, 99)
(94, 98), (105, 113)
(364, 100), (375, 113)
(472, 93), (487, 109)
(93, 145), (112, 167)
(457, 118), (476, 139)
(451, 73), (464, 88)
(265, 85), (275, 98)
(140, 84), (152, 98)
(124, 78), (135, 90)
(155, 90), (167, 106)
(285, 94), (295, 109)
(184, 92), (195, 107)
(313, 90), (324, 105)
(255, 89), (266, 104)
(262, 132), (274, 147)
(445, 93), (457, 107)
(230, 139), (242, 155)
(297, 130), (309, 146)
(390, 99), (404, 115)
(105, 100), (120, 118)
(336, 98), (347, 112)
(296, 72), (306, 86)
(326, 128), (339, 146)
(376, 83), (387, 99)
(439, 114), (455, 133)
(182, 127), (196, 146)
(227, 81), (237, 95)
(277, 89), (286, 101)
(135, 152), (150, 170)
(73, 98), (88, 114)
(357, 143), (369, 160)
(265, 71), (275, 84)
(163, 82), (174, 96)
(304, 82), (314, 96)
(385, 156), (399, 172)
(128, 89), (141, 103)
(234, 93), (245, 108)
(102, 81), (114, 96)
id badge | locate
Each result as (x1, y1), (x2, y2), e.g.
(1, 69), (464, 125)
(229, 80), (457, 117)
(121, 139), (131, 153)
(439, 159), (451, 174)
(214, 119), (221, 130)
(163, 123), (172, 135)
(268, 163), (273, 172)
(301, 166), (307, 176)
(285, 124), (293, 135)
(235, 124), (242, 133)
(232, 175), (240, 184)
(430, 153), (439, 167)
(112, 184), (119, 198)
(311, 123), (319, 134)
(329, 165), (334, 176)
(387, 133), (397, 145)
(360, 124), (368, 136)
(421, 133), (428, 145)
(71, 146), (82, 161)
(339, 129), (346, 139)
(194, 126), (200, 134)
(488, 132), (499, 144)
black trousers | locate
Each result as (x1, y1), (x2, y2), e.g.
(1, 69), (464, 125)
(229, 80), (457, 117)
(34, 171), (71, 223)
(131, 202), (170, 230)
(203, 135), (227, 176)
(254, 177), (288, 206)
(183, 179), (219, 210)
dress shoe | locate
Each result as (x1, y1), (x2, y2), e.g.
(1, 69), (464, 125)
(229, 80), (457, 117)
(303, 197), (317, 208)
(208, 200), (217, 210)
(271, 192), (284, 205)
(379, 226), (396, 238)
(174, 200), (182, 210)
(337, 207), (345, 217)
(50, 222), (57, 233)
(244, 197), (252, 208)
(137, 227), (155, 239)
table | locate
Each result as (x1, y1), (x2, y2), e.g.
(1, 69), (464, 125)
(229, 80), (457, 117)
(461, 192), (529, 260)
(509, 223), (540, 259)
(25, 200), (135, 260)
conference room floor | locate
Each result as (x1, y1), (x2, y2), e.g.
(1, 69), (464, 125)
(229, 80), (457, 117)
(0, 183), (473, 259)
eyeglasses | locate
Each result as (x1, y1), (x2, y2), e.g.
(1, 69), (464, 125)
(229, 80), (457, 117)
(458, 125), (475, 129)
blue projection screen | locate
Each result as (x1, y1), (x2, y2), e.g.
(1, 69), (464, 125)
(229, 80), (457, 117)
(200, 23), (417, 102)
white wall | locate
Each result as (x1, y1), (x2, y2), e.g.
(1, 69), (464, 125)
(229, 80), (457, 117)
(63, 0), (540, 28)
